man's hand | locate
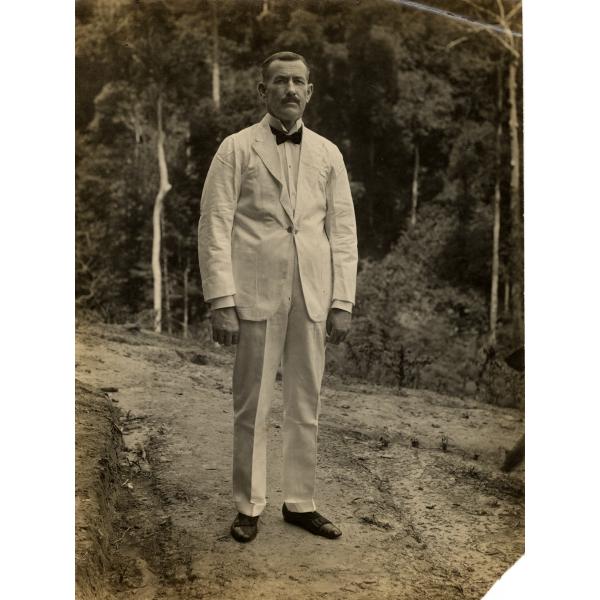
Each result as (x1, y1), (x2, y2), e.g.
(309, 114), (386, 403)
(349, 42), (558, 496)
(211, 307), (240, 346)
(326, 308), (352, 345)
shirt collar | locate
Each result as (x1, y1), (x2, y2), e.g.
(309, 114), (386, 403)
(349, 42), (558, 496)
(268, 113), (303, 135)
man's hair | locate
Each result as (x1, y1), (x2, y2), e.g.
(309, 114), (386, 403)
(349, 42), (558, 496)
(261, 51), (310, 82)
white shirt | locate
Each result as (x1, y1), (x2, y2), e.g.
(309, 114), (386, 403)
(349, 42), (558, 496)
(268, 114), (301, 213)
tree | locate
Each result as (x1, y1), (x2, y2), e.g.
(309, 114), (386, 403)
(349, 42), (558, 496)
(490, 62), (504, 346)
(77, 0), (208, 331)
(394, 69), (456, 228)
(210, 0), (221, 111)
(458, 0), (523, 344)
(347, 10), (403, 254)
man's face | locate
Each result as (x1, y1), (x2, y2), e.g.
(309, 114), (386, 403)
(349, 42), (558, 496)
(258, 59), (313, 127)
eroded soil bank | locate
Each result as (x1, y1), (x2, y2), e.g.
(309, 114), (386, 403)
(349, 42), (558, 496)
(75, 323), (524, 600)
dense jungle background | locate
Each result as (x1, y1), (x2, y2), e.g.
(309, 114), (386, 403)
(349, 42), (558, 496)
(75, 0), (524, 398)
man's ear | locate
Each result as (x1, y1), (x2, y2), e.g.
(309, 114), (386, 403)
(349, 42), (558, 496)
(257, 82), (266, 98)
(306, 82), (314, 103)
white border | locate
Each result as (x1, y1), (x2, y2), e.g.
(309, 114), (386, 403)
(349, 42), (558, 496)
(3, 1), (599, 598)
(486, 0), (600, 597)
(2, 2), (74, 599)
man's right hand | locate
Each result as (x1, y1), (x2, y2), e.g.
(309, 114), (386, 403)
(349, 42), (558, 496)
(210, 307), (240, 346)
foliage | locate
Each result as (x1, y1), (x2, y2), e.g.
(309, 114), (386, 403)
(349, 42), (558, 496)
(334, 202), (488, 393)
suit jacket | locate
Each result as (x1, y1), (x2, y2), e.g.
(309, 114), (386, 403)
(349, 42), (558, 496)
(198, 113), (358, 322)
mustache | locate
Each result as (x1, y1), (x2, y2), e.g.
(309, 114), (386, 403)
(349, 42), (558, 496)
(282, 96), (300, 104)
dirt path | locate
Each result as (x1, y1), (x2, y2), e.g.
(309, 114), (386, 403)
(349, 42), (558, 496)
(75, 323), (524, 600)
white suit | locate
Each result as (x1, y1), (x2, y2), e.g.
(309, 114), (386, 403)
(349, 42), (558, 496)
(198, 113), (357, 516)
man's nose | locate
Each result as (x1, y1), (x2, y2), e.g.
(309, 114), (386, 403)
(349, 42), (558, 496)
(285, 79), (296, 94)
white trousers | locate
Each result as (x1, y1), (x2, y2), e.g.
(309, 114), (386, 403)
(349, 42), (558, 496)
(232, 250), (327, 517)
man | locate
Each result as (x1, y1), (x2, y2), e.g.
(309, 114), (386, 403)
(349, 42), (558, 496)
(198, 51), (358, 543)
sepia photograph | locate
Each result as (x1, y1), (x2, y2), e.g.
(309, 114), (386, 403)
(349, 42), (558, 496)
(74, 1), (526, 598)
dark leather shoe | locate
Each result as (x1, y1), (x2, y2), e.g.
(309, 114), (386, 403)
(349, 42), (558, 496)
(230, 512), (259, 543)
(282, 504), (342, 539)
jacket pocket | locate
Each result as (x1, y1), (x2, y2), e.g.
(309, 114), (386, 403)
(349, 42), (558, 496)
(242, 160), (280, 215)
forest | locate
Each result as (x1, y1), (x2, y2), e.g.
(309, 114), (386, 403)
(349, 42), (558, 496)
(75, 0), (523, 397)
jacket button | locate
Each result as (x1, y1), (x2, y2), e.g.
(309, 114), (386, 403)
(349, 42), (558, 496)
(287, 226), (293, 233)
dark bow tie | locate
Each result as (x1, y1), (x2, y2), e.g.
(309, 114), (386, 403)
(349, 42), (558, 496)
(270, 125), (302, 145)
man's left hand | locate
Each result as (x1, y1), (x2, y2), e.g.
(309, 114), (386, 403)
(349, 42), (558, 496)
(326, 308), (352, 345)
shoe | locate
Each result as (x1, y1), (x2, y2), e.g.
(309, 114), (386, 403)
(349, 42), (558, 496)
(282, 503), (342, 539)
(230, 512), (259, 543)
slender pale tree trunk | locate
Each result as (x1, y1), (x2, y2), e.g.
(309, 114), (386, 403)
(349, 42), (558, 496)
(182, 260), (190, 340)
(410, 144), (420, 227)
(503, 279), (510, 315)
(131, 104), (143, 159)
(152, 94), (172, 333)
(489, 65), (503, 346)
(211, 0), (220, 112)
(161, 213), (173, 335)
(489, 177), (501, 347)
(258, 0), (270, 19)
(367, 136), (375, 232)
(507, 56), (523, 345)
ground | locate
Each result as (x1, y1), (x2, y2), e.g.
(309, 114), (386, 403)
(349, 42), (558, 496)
(75, 322), (524, 600)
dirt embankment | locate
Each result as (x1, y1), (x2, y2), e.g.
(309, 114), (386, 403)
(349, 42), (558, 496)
(75, 380), (124, 600)
(75, 322), (524, 600)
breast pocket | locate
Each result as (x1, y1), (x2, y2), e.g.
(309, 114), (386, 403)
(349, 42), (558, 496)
(241, 161), (281, 215)
(303, 159), (329, 206)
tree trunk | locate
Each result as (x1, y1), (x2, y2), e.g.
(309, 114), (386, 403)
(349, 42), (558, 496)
(211, 0), (221, 112)
(507, 56), (523, 345)
(161, 213), (172, 335)
(367, 136), (375, 232)
(131, 103), (143, 160)
(257, 0), (271, 20)
(182, 260), (190, 340)
(489, 65), (503, 347)
(503, 278), (510, 316)
(152, 94), (172, 333)
(410, 144), (420, 227)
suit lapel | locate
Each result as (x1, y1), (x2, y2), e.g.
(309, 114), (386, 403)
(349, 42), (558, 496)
(295, 127), (322, 222)
(252, 115), (294, 223)
(252, 115), (283, 185)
